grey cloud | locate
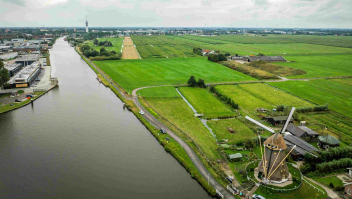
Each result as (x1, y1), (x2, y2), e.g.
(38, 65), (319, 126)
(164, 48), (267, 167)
(1, 0), (25, 6)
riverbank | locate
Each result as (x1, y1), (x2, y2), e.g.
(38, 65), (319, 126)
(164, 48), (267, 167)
(0, 85), (57, 114)
(75, 46), (217, 197)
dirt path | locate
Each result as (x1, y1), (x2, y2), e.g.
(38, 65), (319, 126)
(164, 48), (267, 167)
(122, 37), (140, 59)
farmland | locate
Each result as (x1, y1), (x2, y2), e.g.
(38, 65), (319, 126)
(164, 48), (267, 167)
(269, 79), (352, 118)
(178, 87), (234, 118)
(122, 37), (140, 59)
(137, 86), (180, 98)
(94, 57), (255, 91)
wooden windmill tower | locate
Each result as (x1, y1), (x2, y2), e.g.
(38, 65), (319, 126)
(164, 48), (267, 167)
(245, 107), (296, 184)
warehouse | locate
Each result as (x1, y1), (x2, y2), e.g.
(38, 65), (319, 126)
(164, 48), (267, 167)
(0, 52), (18, 60)
(15, 54), (40, 66)
(7, 62), (41, 88)
(4, 63), (23, 77)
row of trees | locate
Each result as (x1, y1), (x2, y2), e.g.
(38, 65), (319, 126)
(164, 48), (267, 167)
(301, 147), (352, 176)
(187, 76), (206, 88)
(93, 39), (113, 47)
(209, 85), (239, 109)
(80, 44), (121, 60)
(0, 59), (10, 87)
(316, 158), (352, 173)
(208, 54), (227, 62)
(193, 47), (203, 56)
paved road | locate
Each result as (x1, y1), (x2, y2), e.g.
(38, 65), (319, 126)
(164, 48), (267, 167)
(132, 87), (235, 199)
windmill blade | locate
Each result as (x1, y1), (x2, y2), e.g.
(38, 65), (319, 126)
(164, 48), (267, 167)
(245, 116), (275, 133)
(280, 107), (295, 134)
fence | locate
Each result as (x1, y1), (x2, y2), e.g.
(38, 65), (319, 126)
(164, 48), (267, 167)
(142, 96), (231, 183)
(245, 160), (303, 192)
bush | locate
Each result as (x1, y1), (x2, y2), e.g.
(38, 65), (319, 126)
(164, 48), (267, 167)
(329, 182), (334, 188)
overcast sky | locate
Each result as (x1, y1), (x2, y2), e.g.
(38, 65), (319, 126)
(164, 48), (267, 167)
(0, 0), (351, 28)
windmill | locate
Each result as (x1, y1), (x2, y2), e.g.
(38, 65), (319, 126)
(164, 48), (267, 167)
(245, 107), (296, 184)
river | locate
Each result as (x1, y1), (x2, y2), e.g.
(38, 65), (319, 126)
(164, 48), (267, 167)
(0, 37), (212, 199)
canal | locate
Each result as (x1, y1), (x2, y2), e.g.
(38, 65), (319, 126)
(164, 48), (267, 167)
(0, 38), (212, 199)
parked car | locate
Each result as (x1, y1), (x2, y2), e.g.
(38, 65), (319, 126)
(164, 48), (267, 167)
(252, 194), (265, 199)
(15, 99), (22, 102)
(139, 110), (144, 115)
(160, 128), (166, 134)
(225, 177), (233, 183)
(26, 94), (34, 98)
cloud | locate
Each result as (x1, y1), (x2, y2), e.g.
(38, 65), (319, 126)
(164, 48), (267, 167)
(1, 0), (25, 6)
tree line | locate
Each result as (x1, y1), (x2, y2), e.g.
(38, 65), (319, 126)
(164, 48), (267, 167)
(93, 39), (113, 47)
(209, 85), (239, 109)
(80, 44), (121, 61)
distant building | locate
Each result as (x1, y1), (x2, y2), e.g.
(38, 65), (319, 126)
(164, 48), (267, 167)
(7, 62), (41, 88)
(248, 56), (287, 62)
(4, 63), (23, 77)
(318, 135), (340, 149)
(0, 52), (18, 60)
(86, 16), (89, 33)
(266, 116), (293, 126)
(5, 29), (10, 33)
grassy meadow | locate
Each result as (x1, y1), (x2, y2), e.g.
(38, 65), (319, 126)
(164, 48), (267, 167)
(216, 85), (273, 111)
(94, 57), (255, 91)
(269, 79), (352, 118)
(137, 86), (180, 98)
(314, 176), (344, 188)
(145, 97), (220, 160)
(207, 119), (254, 144)
(178, 87), (234, 118)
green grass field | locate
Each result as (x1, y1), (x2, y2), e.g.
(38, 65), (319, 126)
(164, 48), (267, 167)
(216, 85), (273, 111)
(269, 80), (352, 118)
(95, 57), (255, 91)
(207, 119), (254, 144)
(137, 86), (180, 98)
(314, 176), (344, 188)
(145, 97), (220, 160)
(87, 37), (124, 53)
(239, 83), (312, 107)
(178, 87), (234, 118)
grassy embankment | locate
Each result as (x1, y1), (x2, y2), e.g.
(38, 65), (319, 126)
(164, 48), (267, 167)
(0, 91), (45, 113)
(77, 49), (217, 196)
(178, 87), (235, 119)
(94, 57), (255, 91)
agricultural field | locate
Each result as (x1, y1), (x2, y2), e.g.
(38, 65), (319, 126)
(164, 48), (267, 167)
(144, 96), (220, 160)
(87, 37), (124, 53)
(122, 37), (140, 59)
(207, 119), (255, 145)
(239, 83), (312, 107)
(137, 86), (180, 98)
(94, 57), (255, 91)
(269, 79), (352, 118)
(178, 87), (234, 118)
(216, 85), (273, 111)
(131, 35), (199, 59)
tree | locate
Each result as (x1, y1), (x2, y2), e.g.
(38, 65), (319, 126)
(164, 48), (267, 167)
(113, 31), (117, 35)
(187, 76), (197, 87)
(0, 60), (9, 88)
(218, 54), (227, 61)
(93, 39), (98, 45)
(90, 49), (99, 57)
(81, 44), (90, 52)
(100, 47), (107, 54)
(197, 78), (206, 88)
(109, 50), (117, 55)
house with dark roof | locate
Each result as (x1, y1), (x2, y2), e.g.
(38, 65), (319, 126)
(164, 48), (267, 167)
(297, 126), (319, 141)
(318, 135), (340, 149)
(266, 116), (293, 126)
(248, 56), (287, 62)
(286, 123), (308, 138)
(284, 134), (319, 159)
